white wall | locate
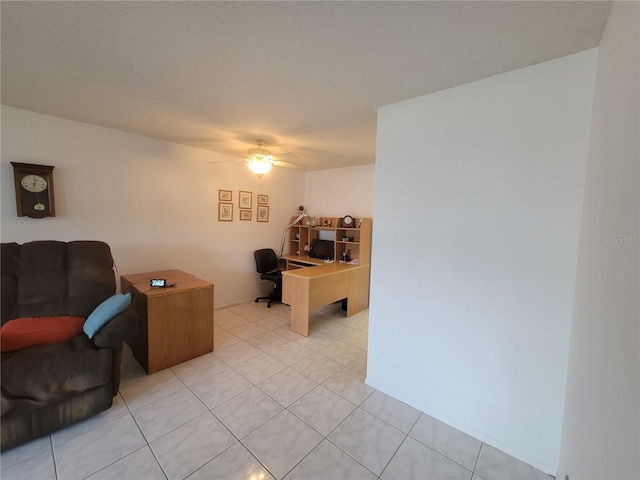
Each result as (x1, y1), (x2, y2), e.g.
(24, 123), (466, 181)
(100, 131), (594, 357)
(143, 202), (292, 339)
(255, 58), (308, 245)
(304, 164), (375, 218)
(369, 50), (597, 473)
(0, 106), (305, 307)
(558, 3), (640, 479)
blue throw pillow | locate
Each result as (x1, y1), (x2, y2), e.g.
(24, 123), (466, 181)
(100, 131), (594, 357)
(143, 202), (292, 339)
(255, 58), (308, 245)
(83, 293), (131, 339)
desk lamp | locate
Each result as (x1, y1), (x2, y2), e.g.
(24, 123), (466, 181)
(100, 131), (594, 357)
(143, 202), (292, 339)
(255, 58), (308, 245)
(279, 211), (307, 258)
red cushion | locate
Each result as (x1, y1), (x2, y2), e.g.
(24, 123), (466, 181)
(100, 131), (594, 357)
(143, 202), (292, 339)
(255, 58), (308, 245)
(0, 316), (86, 352)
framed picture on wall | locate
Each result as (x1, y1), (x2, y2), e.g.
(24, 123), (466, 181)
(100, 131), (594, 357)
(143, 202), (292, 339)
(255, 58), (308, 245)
(239, 191), (252, 209)
(257, 205), (269, 223)
(218, 189), (232, 201)
(239, 210), (252, 221)
(257, 194), (268, 205)
(218, 202), (233, 221)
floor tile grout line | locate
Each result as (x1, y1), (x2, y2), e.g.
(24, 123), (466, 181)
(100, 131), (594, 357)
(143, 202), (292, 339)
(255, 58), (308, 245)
(473, 442), (485, 477)
(0, 438), (51, 476)
(144, 402), (244, 480)
(212, 398), (285, 445)
(48, 395), (131, 452)
(280, 384), (379, 477)
(378, 431), (410, 479)
(50, 435), (61, 480)
(235, 439), (278, 480)
(322, 370), (376, 405)
(82, 445), (159, 480)
(181, 418), (255, 478)
(125, 402), (169, 479)
(322, 434), (381, 480)
(255, 378), (319, 409)
(182, 441), (239, 480)
(405, 431), (476, 477)
(123, 362), (241, 475)
(52, 414), (145, 480)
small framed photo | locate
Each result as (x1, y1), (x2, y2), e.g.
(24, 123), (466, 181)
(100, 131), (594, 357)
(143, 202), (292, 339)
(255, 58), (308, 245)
(239, 191), (252, 209)
(257, 194), (269, 205)
(257, 205), (269, 223)
(239, 210), (252, 221)
(218, 189), (232, 202)
(218, 202), (233, 222)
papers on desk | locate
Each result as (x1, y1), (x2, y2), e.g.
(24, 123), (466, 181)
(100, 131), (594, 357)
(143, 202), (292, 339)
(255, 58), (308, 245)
(338, 259), (360, 265)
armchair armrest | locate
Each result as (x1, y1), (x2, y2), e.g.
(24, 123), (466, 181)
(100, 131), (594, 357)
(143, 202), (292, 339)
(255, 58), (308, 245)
(92, 308), (138, 349)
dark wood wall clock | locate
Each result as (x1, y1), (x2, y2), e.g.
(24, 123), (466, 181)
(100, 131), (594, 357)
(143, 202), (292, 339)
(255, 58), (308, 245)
(11, 162), (56, 218)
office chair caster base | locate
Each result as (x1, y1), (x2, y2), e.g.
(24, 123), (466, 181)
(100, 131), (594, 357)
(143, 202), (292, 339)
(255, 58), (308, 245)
(255, 294), (280, 308)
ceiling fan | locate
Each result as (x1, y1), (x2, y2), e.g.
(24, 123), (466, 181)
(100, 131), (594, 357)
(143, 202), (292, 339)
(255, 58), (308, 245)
(211, 139), (306, 178)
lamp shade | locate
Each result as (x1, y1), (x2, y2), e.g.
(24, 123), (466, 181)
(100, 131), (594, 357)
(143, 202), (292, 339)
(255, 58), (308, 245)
(245, 157), (273, 178)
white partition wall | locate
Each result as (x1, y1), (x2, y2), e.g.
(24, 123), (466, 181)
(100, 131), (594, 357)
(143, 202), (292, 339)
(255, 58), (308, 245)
(368, 49), (598, 473)
(558, 2), (640, 479)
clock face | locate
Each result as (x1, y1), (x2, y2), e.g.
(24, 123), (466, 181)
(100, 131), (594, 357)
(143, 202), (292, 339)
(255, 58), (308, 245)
(21, 174), (48, 193)
(343, 215), (354, 227)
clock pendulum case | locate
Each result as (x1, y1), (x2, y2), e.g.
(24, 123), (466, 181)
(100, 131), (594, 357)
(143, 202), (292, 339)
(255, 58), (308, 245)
(11, 162), (56, 218)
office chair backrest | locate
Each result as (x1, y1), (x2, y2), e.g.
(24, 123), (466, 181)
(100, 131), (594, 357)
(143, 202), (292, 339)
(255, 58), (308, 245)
(254, 248), (279, 274)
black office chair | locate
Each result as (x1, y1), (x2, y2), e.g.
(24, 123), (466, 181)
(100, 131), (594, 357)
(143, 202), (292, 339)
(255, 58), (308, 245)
(254, 248), (282, 308)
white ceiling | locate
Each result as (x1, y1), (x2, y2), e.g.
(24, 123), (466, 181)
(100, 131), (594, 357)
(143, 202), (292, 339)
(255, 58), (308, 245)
(1, 1), (611, 171)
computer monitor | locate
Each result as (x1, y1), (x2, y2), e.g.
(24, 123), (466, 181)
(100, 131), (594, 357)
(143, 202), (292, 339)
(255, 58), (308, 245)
(308, 239), (334, 260)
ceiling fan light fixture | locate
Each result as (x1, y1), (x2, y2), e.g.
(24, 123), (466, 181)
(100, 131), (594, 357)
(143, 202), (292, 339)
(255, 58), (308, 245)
(245, 156), (273, 178)
(248, 147), (271, 158)
(245, 139), (275, 178)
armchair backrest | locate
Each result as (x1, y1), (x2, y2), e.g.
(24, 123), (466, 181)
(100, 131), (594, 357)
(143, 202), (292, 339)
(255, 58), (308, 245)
(1, 241), (116, 325)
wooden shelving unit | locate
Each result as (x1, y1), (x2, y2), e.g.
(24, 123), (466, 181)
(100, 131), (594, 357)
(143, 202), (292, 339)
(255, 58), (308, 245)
(287, 216), (372, 266)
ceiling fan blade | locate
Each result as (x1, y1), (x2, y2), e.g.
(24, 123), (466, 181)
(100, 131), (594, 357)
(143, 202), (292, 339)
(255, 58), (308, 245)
(271, 151), (306, 165)
(206, 139), (307, 169)
(208, 157), (305, 169)
(273, 159), (307, 169)
(207, 157), (242, 164)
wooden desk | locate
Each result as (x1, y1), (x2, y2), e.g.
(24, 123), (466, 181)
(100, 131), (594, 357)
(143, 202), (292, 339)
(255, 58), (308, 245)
(121, 269), (214, 374)
(282, 262), (370, 336)
(280, 254), (325, 270)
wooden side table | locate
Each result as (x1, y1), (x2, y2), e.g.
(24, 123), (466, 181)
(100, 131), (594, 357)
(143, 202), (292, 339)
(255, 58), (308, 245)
(121, 269), (214, 374)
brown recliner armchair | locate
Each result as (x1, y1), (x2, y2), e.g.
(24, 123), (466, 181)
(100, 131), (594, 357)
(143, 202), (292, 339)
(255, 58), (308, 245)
(0, 240), (138, 451)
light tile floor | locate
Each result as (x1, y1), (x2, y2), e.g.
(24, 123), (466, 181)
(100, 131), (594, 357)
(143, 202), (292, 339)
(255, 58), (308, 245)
(1, 301), (553, 480)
